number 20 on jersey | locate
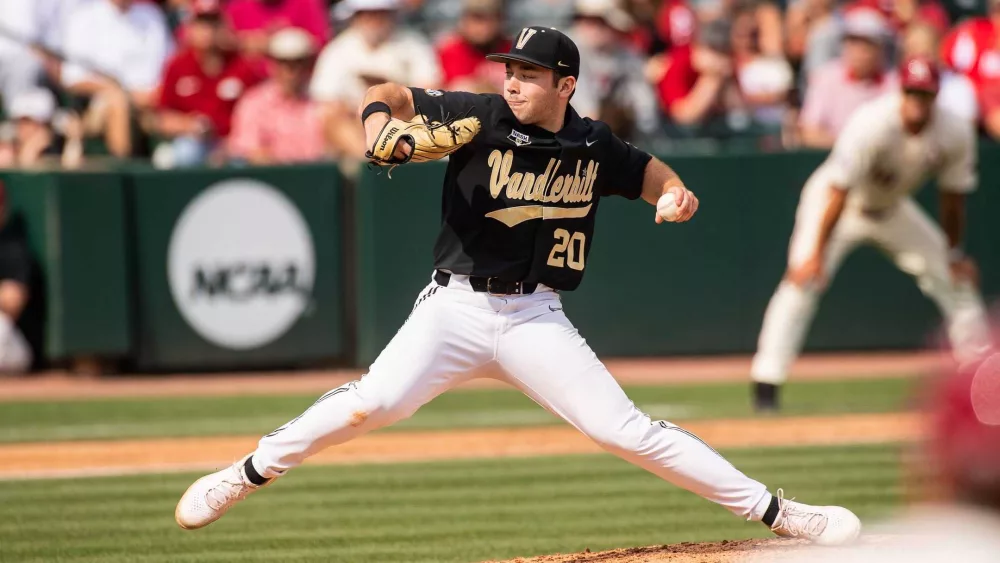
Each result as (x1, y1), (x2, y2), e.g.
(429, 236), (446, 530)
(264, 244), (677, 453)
(547, 229), (586, 270)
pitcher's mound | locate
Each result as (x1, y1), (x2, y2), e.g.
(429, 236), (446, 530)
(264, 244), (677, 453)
(488, 537), (882, 563)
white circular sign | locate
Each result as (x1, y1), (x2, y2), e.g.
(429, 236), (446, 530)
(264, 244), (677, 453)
(168, 179), (315, 350)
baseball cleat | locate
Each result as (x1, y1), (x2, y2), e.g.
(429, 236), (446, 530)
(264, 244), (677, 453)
(752, 382), (780, 413)
(175, 455), (266, 530)
(769, 489), (862, 545)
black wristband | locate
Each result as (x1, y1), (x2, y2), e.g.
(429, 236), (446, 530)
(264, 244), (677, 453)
(361, 101), (391, 124)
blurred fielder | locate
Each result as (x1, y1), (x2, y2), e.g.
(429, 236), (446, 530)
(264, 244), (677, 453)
(751, 56), (994, 412)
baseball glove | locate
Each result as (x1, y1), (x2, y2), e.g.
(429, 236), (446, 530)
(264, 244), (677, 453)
(366, 114), (482, 166)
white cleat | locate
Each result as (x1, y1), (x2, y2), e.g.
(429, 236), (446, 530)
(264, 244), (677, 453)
(769, 489), (862, 546)
(175, 455), (266, 530)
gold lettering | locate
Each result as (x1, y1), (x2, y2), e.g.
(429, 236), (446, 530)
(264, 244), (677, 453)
(522, 173), (538, 201)
(580, 161), (596, 201)
(488, 150), (515, 199)
(534, 159), (555, 202)
(587, 162), (599, 200)
(550, 176), (565, 201)
(488, 150), (503, 198)
(566, 162), (583, 203)
(508, 172), (527, 199)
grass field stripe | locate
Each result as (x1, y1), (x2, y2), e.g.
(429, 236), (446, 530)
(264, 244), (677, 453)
(0, 445), (903, 563)
(0, 413), (920, 480)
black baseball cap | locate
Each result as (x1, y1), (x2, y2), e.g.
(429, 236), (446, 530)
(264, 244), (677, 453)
(486, 26), (580, 78)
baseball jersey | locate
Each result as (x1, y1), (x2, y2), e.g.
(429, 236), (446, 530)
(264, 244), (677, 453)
(821, 92), (977, 213)
(409, 87), (653, 291)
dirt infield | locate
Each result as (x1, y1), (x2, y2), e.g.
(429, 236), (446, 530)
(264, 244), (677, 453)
(489, 537), (891, 563)
(491, 539), (796, 563)
(0, 351), (943, 402)
(0, 412), (920, 479)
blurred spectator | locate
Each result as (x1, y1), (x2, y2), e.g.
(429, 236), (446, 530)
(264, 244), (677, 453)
(225, 0), (330, 57)
(506, 0), (575, 32)
(786, 0), (840, 83)
(228, 27), (329, 164)
(61, 0), (175, 157)
(657, 18), (735, 131)
(798, 7), (896, 148)
(435, 0), (510, 93)
(0, 183), (34, 374)
(853, 0), (950, 36)
(730, 3), (793, 130)
(0, 89), (84, 169)
(0, 1), (50, 116)
(311, 0), (441, 157)
(653, 0), (697, 55)
(154, 0), (264, 167)
(903, 22), (978, 121)
(776, 353), (1000, 563)
(942, 0), (1000, 138)
(686, 0), (782, 57)
(570, 0), (660, 139)
(731, 0), (783, 57)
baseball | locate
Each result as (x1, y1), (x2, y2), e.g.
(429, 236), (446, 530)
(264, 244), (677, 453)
(657, 193), (680, 222)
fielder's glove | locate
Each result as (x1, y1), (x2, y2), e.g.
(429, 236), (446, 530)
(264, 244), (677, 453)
(366, 114), (481, 166)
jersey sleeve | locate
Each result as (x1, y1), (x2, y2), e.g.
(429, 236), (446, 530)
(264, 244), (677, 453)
(824, 109), (878, 189)
(408, 88), (496, 144)
(597, 128), (653, 200)
(938, 119), (978, 194)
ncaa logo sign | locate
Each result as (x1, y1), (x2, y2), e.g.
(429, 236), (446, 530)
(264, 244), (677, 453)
(168, 179), (315, 350)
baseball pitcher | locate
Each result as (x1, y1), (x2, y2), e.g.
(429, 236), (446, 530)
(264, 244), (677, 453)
(751, 56), (994, 412)
(176, 27), (861, 546)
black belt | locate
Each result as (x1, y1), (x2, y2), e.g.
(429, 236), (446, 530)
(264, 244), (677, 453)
(434, 270), (537, 295)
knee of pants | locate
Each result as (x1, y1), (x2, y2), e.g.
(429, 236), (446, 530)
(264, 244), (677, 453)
(351, 380), (427, 427)
(580, 414), (653, 455)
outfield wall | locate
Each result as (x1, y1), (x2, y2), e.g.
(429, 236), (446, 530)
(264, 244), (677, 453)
(2, 145), (998, 370)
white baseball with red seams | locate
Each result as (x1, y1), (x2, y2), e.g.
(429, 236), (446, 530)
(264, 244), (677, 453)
(657, 193), (681, 222)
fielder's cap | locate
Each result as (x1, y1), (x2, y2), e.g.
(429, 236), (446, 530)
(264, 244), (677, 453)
(487, 26), (580, 78)
(9, 89), (56, 123)
(928, 352), (1000, 494)
(574, 0), (634, 33)
(191, 0), (223, 17)
(900, 55), (941, 94)
(843, 7), (889, 42)
(268, 28), (318, 60)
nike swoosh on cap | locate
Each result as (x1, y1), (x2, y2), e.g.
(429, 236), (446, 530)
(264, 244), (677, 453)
(557, 61), (570, 67)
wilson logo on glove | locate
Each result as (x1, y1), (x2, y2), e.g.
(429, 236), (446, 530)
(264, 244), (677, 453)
(366, 114), (482, 171)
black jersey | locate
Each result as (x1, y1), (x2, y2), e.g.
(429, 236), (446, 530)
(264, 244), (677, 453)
(410, 87), (652, 291)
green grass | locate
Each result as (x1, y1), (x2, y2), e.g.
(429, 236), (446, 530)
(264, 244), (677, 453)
(0, 444), (903, 563)
(0, 378), (917, 443)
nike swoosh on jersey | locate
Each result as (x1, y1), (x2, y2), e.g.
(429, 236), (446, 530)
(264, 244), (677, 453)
(586, 139), (597, 146)
(548, 305), (562, 312)
(485, 204), (593, 227)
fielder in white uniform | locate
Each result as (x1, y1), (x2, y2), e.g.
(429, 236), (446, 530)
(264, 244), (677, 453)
(176, 27), (861, 548)
(751, 56), (994, 411)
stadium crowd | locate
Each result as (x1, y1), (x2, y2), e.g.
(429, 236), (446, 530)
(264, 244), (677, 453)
(0, 0), (997, 168)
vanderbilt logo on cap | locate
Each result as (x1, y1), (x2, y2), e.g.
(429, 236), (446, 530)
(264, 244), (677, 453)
(516, 28), (537, 49)
(507, 129), (531, 147)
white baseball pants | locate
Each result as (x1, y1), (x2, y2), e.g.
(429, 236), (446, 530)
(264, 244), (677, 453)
(254, 273), (772, 520)
(752, 178), (993, 385)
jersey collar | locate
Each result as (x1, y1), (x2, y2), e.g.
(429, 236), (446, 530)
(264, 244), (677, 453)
(500, 103), (591, 142)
